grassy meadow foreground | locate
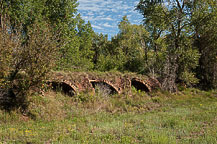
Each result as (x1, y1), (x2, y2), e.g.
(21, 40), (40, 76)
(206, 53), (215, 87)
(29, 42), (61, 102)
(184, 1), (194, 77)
(0, 88), (216, 144)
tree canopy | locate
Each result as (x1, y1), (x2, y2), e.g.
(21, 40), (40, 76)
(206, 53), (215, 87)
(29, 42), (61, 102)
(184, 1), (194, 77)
(136, 0), (217, 91)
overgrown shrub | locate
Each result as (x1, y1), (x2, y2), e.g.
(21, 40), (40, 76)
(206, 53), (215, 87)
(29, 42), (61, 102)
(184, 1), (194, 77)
(0, 19), (58, 111)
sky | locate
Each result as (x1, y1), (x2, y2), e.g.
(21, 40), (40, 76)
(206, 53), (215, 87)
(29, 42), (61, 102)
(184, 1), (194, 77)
(77, 0), (143, 39)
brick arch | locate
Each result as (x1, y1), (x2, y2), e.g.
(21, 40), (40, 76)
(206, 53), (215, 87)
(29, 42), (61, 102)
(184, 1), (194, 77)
(48, 80), (77, 96)
(131, 78), (151, 92)
(89, 80), (120, 95)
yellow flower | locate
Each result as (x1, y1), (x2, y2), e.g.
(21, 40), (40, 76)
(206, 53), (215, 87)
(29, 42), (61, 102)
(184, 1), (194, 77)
(25, 129), (33, 136)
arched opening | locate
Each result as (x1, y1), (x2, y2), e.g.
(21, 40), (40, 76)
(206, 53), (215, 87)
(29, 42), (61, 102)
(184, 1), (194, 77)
(90, 81), (118, 95)
(131, 79), (150, 92)
(48, 82), (76, 96)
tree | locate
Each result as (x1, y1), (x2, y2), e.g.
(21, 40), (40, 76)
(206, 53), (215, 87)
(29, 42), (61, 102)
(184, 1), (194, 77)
(0, 0), (81, 110)
(57, 14), (95, 71)
(110, 16), (149, 72)
(0, 0), (25, 29)
(0, 18), (58, 110)
(136, 0), (201, 92)
(192, 0), (217, 89)
(0, 0), (83, 71)
(92, 33), (109, 65)
(93, 16), (150, 72)
(76, 16), (95, 70)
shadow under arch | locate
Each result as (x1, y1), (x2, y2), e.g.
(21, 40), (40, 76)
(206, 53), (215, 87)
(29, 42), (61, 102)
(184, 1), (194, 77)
(90, 80), (119, 95)
(131, 78), (150, 92)
(48, 81), (76, 96)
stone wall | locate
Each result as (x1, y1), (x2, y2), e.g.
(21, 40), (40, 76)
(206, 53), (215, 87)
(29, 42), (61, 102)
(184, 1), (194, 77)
(48, 71), (161, 96)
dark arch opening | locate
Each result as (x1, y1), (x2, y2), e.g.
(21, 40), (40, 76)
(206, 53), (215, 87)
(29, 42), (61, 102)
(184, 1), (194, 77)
(90, 81), (118, 95)
(48, 82), (75, 96)
(131, 79), (150, 92)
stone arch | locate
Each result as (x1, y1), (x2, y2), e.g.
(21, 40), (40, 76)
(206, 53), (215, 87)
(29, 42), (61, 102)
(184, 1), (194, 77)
(147, 77), (161, 89)
(89, 80), (119, 95)
(48, 81), (77, 96)
(131, 78), (151, 92)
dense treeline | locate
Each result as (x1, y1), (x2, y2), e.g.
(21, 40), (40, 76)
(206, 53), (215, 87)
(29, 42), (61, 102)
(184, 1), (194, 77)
(92, 0), (217, 91)
(135, 0), (217, 91)
(0, 0), (216, 106)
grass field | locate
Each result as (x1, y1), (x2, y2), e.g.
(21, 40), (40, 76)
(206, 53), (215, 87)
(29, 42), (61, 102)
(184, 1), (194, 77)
(0, 88), (216, 143)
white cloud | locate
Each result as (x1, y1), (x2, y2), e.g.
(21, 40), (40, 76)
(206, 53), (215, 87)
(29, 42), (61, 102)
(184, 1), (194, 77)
(92, 25), (103, 30)
(103, 23), (115, 28)
(100, 17), (113, 21)
(77, 0), (143, 38)
(87, 12), (94, 16)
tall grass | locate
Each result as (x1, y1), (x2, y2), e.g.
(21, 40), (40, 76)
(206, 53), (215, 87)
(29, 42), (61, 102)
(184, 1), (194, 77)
(0, 88), (216, 143)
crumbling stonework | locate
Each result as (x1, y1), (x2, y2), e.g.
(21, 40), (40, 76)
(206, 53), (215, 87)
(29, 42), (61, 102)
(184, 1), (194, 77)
(48, 71), (161, 96)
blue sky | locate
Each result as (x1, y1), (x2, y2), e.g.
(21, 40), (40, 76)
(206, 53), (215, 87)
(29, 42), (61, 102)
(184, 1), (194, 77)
(77, 0), (143, 39)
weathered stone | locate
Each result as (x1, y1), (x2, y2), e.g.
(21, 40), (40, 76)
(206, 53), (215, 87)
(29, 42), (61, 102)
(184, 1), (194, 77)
(48, 71), (161, 96)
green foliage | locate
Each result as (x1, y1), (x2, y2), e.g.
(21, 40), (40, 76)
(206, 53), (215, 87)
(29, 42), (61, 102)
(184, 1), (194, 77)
(94, 16), (150, 72)
(116, 16), (149, 72)
(0, 17), (58, 110)
(136, 0), (215, 91)
(0, 0), (95, 72)
(92, 33), (110, 67)
(92, 33), (126, 71)
(95, 54), (124, 71)
(55, 14), (95, 71)
(192, 0), (217, 89)
(180, 71), (199, 87)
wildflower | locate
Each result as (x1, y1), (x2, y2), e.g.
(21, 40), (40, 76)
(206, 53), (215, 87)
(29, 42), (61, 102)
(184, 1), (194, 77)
(25, 129), (33, 136)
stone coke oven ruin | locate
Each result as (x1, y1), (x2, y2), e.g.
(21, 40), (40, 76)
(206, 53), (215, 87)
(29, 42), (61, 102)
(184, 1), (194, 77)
(131, 78), (151, 92)
(48, 81), (77, 96)
(48, 72), (161, 96)
(89, 80), (119, 95)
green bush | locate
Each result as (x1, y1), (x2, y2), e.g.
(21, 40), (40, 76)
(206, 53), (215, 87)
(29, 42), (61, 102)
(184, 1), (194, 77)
(0, 20), (58, 110)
